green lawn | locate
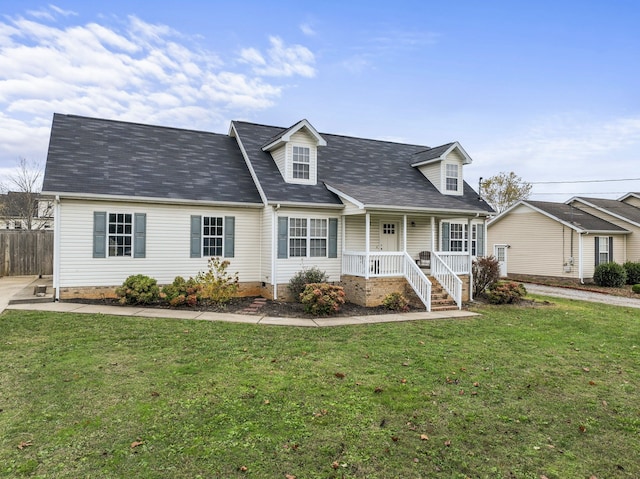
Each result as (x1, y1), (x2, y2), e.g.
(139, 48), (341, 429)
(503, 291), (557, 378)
(1, 297), (639, 479)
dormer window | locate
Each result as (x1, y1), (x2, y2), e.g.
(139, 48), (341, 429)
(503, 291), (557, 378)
(292, 146), (310, 180)
(445, 164), (459, 191)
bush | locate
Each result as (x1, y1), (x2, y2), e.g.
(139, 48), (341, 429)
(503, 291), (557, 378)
(623, 261), (640, 285)
(161, 276), (203, 307)
(196, 257), (239, 304)
(382, 292), (410, 312)
(299, 283), (346, 316)
(593, 262), (627, 288)
(472, 256), (500, 297)
(632, 284), (640, 294)
(115, 274), (160, 305)
(288, 267), (329, 302)
(485, 281), (526, 304)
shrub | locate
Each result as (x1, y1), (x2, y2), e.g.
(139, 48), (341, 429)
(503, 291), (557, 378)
(593, 262), (627, 288)
(299, 283), (346, 316)
(161, 276), (203, 307)
(288, 267), (329, 302)
(472, 255), (500, 297)
(632, 284), (640, 294)
(623, 261), (640, 285)
(115, 274), (160, 305)
(382, 292), (410, 312)
(485, 281), (526, 304)
(196, 257), (239, 304)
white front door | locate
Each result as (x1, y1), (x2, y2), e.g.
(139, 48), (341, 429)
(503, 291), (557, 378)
(495, 245), (508, 277)
(380, 221), (398, 251)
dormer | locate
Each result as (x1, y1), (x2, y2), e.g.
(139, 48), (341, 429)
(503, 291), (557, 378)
(262, 119), (327, 185)
(410, 141), (472, 196)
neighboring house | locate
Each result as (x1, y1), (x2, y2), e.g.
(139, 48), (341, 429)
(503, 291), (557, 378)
(487, 198), (637, 282)
(0, 192), (54, 230)
(42, 114), (494, 309)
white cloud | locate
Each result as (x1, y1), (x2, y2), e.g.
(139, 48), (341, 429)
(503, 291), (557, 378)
(0, 12), (317, 171)
(300, 23), (316, 36)
(240, 36), (316, 78)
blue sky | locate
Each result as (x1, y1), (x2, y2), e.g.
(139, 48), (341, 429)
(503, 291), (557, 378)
(1, 1), (639, 201)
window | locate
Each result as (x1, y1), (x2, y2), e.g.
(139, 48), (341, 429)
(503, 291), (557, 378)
(289, 218), (307, 257)
(203, 216), (223, 256)
(471, 224), (477, 256)
(292, 146), (310, 179)
(598, 236), (609, 264)
(286, 217), (329, 257)
(309, 219), (327, 257)
(382, 223), (395, 235)
(449, 223), (465, 252)
(445, 164), (459, 191)
(108, 213), (132, 256)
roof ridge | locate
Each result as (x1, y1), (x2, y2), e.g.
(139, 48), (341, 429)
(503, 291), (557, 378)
(56, 113), (228, 137)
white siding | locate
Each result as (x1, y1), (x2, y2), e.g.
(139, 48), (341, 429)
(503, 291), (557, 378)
(622, 196), (640, 208)
(271, 144), (287, 180)
(274, 207), (341, 283)
(58, 199), (262, 287)
(417, 163), (441, 191)
(261, 206), (274, 283)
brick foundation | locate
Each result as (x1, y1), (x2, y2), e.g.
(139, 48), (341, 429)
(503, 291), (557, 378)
(59, 281), (263, 301)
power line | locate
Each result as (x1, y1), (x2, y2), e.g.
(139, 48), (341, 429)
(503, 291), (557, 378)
(531, 192), (628, 196)
(530, 177), (640, 185)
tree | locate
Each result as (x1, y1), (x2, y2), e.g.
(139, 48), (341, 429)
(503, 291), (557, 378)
(0, 158), (50, 230)
(480, 171), (532, 214)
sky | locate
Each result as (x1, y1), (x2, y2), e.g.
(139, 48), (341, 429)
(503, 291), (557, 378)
(1, 0), (639, 202)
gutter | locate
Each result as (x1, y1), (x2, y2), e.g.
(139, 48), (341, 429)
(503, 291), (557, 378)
(53, 195), (61, 301)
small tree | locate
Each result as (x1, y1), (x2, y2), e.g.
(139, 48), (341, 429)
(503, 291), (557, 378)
(0, 158), (50, 230)
(481, 172), (532, 214)
(472, 256), (500, 297)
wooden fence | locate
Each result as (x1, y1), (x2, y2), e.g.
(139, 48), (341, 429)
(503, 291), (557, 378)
(0, 230), (54, 276)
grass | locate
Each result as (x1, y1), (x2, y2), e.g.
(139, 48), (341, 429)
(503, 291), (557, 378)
(0, 297), (639, 478)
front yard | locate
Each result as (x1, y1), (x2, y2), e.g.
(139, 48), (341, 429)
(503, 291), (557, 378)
(1, 297), (638, 478)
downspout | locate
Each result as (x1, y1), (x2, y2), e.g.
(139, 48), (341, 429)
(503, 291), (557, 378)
(53, 195), (61, 301)
(578, 232), (584, 284)
(272, 204), (280, 299)
(468, 217), (473, 302)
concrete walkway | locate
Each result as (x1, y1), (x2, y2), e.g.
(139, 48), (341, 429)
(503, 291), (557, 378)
(524, 283), (640, 309)
(2, 275), (478, 326)
(0, 275), (39, 313)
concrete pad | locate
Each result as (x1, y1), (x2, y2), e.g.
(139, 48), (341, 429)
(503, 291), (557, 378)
(196, 312), (261, 324)
(66, 304), (147, 316)
(6, 301), (92, 313)
(0, 275), (38, 313)
(313, 316), (368, 327)
(259, 316), (318, 327)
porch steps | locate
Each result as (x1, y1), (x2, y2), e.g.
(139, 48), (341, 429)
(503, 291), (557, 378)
(428, 277), (459, 312)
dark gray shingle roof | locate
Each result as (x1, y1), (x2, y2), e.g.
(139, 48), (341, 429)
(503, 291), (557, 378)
(526, 200), (628, 232)
(43, 114), (263, 204)
(232, 121), (493, 213)
(573, 197), (640, 225)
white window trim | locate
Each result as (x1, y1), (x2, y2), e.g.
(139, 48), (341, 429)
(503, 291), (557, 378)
(202, 216), (224, 257)
(598, 236), (609, 264)
(441, 221), (482, 255)
(107, 212), (133, 257)
(287, 143), (316, 185)
(289, 217), (328, 258)
(443, 161), (463, 195)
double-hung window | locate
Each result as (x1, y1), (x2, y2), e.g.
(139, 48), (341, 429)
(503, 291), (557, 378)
(597, 236), (610, 264)
(278, 216), (337, 259)
(441, 221), (485, 256)
(190, 215), (235, 258)
(449, 223), (465, 252)
(445, 164), (459, 192)
(202, 216), (224, 257)
(292, 146), (310, 180)
(108, 213), (132, 256)
(93, 211), (146, 258)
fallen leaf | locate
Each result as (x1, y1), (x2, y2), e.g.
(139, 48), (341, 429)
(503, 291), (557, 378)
(335, 372), (345, 379)
(413, 457), (419, 463)
(151, 391), (160, 397)
(402, 362), (410, 366)
(374, 386), (384, 393)
(400, 378), (407, 384)
(473, 382), (480, 387)
(459, 389), (465, 395)
(264, 399), (270, 405)
(589, 380), (596, 386)
(540, 476), (550, 479)
(444, 440), (451, 446)
(602, 400), (608, 408)
(17, 441), (32, 450)
(239, 465), (248, 472)
(419, 341), (425, 345)
(391, 436), (399, 442)
(285, 475), (296, 479)
(130, 441), (144, 449)
(583, 367), (590, 372)
(332, 461), (340, 469)
(589, 476), (598, 479)
(579, 425), (587, 433)
(420, 434), (429, 441)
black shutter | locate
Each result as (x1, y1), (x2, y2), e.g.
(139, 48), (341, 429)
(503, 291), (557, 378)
(224, 216), (235, 258)
(328, 218), (338, 258)
(594, 236), (600, 267)
(134, 213), (146, 258)
(609, 236), (614, 263)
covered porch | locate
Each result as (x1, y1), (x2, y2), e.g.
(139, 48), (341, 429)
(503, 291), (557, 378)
(340, 212), (484, 311)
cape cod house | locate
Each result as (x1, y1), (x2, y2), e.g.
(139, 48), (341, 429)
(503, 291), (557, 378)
(42, 114), (494, 310)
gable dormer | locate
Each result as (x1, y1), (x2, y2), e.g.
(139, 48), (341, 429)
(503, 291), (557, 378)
(410, 141), (472, 196)
(261, 119), (327, 185)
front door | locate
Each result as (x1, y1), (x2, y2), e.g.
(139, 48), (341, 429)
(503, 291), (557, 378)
(380, 221), (398, 251)
(495, 245), (508, 277)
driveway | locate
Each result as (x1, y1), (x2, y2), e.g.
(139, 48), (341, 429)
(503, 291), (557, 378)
(0, 276), (38, 313)
(523, 283), (640, 309)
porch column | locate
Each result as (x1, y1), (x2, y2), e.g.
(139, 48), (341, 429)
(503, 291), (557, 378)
(365, 212), (370, 280)
(467, 217), (473, 301)
(578, 232), (584, 283)
(341, 216), (346, 254)
(402, 215), (407, 252)
(431, 216), (436, 252)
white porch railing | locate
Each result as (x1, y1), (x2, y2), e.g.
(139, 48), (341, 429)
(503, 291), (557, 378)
(436, 252), (470, 274)
(431, 252), (463, 309)
(342, 251), (431, 310)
